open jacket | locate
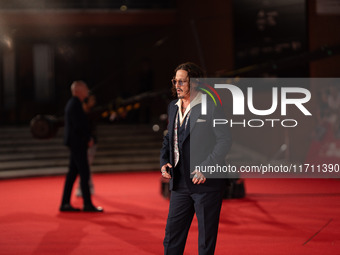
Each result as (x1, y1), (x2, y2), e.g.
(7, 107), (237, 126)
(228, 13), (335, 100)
(160, 97), (232, 193)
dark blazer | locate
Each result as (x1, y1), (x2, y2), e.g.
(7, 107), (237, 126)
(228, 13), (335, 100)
(160, 97), (232, 193)
(64, 96), (91, 149)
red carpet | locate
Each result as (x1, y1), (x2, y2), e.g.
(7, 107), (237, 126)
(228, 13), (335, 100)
(0, 172), (339, 255)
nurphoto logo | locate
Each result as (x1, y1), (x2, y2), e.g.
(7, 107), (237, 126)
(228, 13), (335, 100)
(198, 80), (312, 128)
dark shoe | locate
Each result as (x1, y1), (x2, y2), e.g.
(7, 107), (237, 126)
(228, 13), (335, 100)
(60, 204), (81, 212)
(83, 205), (104, 212)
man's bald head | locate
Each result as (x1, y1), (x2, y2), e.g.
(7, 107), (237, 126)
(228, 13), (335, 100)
(70, 81), (89, 102)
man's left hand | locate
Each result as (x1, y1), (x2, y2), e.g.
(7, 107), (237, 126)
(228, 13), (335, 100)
(191, 170), (206, 184)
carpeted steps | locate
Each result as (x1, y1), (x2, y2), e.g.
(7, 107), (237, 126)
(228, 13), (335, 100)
(0, 124), (163, 178)
(0, 124), (266, 178)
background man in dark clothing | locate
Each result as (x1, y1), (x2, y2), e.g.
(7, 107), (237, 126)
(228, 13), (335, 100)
(60, 80), (103, 212)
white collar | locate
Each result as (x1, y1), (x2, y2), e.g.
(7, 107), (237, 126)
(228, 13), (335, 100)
(175, 91), (202, 110)
(175, 92), (202, 125)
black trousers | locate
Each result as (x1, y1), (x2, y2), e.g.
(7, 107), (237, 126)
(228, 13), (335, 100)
(163, 189), (223, 255)
(61, 146), (92, 207)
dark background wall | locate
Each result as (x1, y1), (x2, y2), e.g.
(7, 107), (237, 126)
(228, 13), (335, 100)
(309, 0), (340, 77)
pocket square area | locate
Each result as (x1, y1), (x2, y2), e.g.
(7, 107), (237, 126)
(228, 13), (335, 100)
(196, 119), (206, 122)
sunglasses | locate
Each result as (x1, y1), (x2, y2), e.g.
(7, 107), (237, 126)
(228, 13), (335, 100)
(171, 79), (189, 86)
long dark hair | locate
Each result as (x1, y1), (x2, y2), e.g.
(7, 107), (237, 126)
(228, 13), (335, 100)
(171, 62), (204, 97)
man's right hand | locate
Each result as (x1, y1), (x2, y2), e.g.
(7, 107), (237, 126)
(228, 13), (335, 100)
(161, 163), (172, 179)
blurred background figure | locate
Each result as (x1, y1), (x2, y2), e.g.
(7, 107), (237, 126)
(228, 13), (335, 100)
(60, 81), (103, 212)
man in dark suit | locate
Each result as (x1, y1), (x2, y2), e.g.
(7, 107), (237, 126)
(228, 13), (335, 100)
(160, 63), (232, 254)
(60, 80), (103, 212)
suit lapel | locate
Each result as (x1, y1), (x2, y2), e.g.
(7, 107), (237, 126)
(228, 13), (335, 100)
(168, 102), (178, 143)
